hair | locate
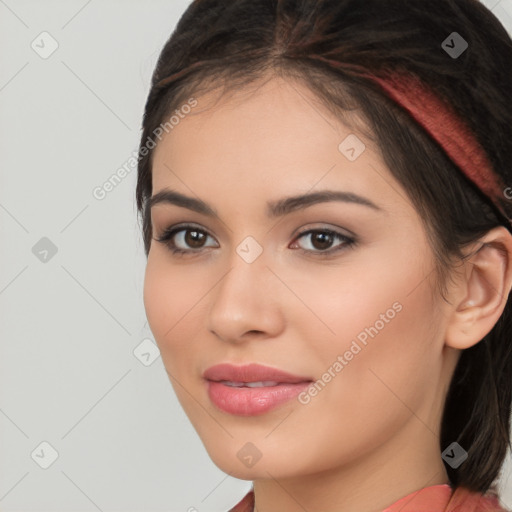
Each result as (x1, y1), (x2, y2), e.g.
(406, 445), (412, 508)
(136, 0), (512, 496)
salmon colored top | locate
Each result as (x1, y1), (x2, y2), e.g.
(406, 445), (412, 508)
(228, 484), (510, 512)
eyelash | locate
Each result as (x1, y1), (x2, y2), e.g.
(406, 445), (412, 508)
(154, 223), (356, 258)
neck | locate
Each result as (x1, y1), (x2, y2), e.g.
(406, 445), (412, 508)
(252, 419), (450, 512)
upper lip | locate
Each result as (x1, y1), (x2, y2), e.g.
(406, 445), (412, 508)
(203, 363), (313, 384)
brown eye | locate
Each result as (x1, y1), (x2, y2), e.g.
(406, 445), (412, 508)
(184, 229), (207, 248)
(292, 228), (355, 255)
(154, 224), (218, 254)
(310, 232), (335, 250)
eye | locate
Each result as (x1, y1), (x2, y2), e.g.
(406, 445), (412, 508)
(290, 228), (355, 255)
(154, 224), (356, 257)
(154, 224), (218, 255)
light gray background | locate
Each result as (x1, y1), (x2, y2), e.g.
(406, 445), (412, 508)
(0, 1), (511, 511)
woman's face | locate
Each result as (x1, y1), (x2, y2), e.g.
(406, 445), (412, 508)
(144, 76), (457, 480)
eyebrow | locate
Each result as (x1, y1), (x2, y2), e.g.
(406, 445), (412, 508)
(149, 188), (382, 218)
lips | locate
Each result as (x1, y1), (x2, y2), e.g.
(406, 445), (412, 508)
(203, 363), (314, 416)
(203, 363), (313, 385)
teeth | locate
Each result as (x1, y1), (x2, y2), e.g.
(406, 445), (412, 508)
(221, 381), (280, 388)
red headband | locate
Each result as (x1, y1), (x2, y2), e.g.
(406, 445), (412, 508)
(157, 58), (511, 227)
(361, 70), (511, 225)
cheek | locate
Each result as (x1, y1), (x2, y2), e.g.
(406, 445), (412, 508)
(289, 246), (441, 402)
(301, 260), (440, 418)
(143, 253), (208, 364)
(282, 243), (436, 352)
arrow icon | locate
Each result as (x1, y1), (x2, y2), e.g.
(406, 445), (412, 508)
(339, 134), (366, 161)
(32, 237), (58, 263)
(31, 31), (59, 60)
(237, 441), (263, 467)
(441, 441), (467, 468)
(134, 339), (160, 366)
(236, 236), (263, 263)
(441, 32), (468, 59)
(31, 441), (59, 469)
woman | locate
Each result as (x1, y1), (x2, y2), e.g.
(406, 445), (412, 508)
(136, 1), (512, 510)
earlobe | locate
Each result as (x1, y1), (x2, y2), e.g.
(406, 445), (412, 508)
(445, 226), (512, 350)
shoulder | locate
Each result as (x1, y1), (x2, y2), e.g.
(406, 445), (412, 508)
(225, 485), (510, 512)
(227, 489), (254, 512)
(446, 486), (510, 512)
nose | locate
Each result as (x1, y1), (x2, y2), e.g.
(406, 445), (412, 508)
(207, 250), (285, 344)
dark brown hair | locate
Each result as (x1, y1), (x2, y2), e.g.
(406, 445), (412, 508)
(136, 0), (512, 496)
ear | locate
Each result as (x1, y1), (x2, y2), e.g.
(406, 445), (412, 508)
(445, 226), (512, 350)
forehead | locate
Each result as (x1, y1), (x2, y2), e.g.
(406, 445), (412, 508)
(150, 76), (402, 214)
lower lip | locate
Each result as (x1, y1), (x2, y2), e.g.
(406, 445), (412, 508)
(206, 380), (312, 416)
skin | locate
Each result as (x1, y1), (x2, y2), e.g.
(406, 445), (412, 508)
(143, 74), (512, 512)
